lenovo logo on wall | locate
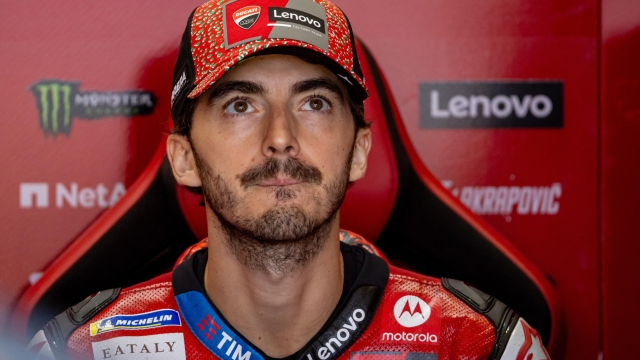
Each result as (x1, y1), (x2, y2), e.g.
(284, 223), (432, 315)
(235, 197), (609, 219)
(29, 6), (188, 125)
(420, 81), (563, 128)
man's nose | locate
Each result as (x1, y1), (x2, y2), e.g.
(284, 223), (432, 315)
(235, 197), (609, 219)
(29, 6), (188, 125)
(261, 106), (300, 158)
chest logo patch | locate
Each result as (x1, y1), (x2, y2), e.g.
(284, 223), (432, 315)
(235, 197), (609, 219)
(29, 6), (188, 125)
(394, 295), (431, 328)
(90, 333), (186, 360)
(175, 291), (264, 360)
(89, 309), (181, 336)
(380, 293), (441, 345)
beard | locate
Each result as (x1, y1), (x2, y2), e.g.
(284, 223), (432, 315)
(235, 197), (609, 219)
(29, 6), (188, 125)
(193, 147), (353, 275)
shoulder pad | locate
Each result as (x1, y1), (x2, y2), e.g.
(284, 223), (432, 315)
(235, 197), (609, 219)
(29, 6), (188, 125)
(497, 317), (551, 360)
(441, 278), (521, 359)
(27, 288), (120, 359)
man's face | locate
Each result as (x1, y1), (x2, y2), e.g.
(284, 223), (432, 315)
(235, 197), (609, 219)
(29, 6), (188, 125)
(170, 54), (370, 272)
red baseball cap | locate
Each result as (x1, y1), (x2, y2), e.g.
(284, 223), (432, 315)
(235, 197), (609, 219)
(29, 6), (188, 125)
(170, 0), (369, 121)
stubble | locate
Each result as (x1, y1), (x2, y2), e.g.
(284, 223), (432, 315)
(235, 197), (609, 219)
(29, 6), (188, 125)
(193, 149), (353, 275)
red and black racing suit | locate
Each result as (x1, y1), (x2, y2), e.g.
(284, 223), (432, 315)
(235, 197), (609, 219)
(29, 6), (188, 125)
(28, 231), (550, 360)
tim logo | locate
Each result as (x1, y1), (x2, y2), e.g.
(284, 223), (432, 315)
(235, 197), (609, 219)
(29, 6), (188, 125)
(30, 80), (156, 137)
(197, 314), (221, 341)
(233, 6), (261, 29)
(393, 295), (431, 328)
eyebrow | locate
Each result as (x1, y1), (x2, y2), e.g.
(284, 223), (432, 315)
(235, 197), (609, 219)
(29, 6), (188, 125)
(207, 80), (266, 105)
(291, 77), (346, 103)
(206, 77), (346, 105)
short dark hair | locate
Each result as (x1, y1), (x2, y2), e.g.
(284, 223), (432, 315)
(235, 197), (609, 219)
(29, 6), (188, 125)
(171, 95), (369, 139)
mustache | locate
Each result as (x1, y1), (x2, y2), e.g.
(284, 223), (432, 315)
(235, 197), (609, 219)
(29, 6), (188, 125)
(239, 158), (323, 189)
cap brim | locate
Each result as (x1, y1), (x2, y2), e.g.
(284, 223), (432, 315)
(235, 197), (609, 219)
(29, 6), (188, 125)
(187, 39), (368, 102)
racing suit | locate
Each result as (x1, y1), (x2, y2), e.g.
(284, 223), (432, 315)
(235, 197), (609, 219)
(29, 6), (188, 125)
(28, 231), (550, 360)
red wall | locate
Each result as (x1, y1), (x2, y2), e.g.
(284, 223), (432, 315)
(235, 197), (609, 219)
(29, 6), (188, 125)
(1, 0), (638, 358)
(601, 0), (640, 358)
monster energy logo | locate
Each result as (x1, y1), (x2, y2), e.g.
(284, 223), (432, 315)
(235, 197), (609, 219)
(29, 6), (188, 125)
(31, 80), (157, 137)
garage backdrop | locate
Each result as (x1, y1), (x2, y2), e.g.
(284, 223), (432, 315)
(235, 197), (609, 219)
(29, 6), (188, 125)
(1, 0), (638, 358)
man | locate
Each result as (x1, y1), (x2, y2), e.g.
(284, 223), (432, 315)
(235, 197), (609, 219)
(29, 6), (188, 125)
(28, 0), (551, 359)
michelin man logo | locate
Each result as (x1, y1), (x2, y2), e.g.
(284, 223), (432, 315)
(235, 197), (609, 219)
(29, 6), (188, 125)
(393, 295), (431, 328)
(95, 320), (115, 332)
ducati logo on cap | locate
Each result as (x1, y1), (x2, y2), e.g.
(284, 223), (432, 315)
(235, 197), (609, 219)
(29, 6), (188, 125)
(233, 6), (261, 30)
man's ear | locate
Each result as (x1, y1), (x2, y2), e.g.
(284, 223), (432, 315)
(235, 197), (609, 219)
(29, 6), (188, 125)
(166, 134), (202, 187)
(349, 128), (372, 182)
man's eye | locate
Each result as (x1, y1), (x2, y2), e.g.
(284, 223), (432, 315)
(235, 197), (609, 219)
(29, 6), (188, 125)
(302, 98), (329, 111)
(225, 100), (253, 114)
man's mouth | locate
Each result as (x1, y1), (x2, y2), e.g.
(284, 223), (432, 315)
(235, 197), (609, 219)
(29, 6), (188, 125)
(257, 177), (304, 187)
(240, 158), (323, 189)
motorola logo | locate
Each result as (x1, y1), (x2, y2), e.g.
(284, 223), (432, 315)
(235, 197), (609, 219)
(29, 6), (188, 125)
(393, 295), (431, 328)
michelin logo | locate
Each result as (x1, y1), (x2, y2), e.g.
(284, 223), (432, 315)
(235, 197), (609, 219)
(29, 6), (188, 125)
(90, 309), (181, 336)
